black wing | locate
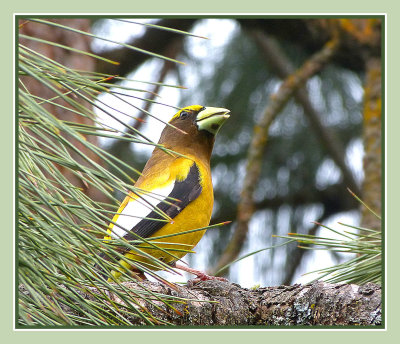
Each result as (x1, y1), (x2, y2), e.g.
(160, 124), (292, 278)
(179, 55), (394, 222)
(123, 162), (202, 241)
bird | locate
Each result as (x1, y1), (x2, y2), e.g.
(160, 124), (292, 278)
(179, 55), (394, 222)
(101, 105), (230, 283)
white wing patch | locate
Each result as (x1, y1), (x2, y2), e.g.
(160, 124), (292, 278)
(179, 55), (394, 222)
(109, 182), (175, 239)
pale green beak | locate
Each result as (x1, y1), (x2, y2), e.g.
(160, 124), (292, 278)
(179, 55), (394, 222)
(196, 107), (230, 135)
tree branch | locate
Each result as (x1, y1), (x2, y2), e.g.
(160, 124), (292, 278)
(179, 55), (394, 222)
(251, 30), (361, 195)
(211, 37), (340, 277)
(94, 19), (381, 79)
(237, 19), (381, 73)
(211, 182), (358, 226)
(361, 57), (382, 230)
(281, 214), (326, 285)
(40, 280), (381, 326)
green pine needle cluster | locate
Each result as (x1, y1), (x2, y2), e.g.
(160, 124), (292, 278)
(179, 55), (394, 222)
(281, 218), (382, 285)
(18, 18), (201, 327)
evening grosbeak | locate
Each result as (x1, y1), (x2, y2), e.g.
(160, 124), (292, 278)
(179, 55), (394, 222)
(102, 105), (230, 282)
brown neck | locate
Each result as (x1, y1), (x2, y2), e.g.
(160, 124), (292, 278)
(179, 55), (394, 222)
(159, 129), (215, 163)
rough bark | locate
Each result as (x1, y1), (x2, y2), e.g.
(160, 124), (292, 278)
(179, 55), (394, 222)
(67, 280), (381, 326)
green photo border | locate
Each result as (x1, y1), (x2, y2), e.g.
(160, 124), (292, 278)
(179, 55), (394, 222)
(4, 0), (396, 342)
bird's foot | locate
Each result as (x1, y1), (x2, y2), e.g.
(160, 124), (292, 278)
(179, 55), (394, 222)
(174, 263), (228, 282)
(130, 270), (147, 281)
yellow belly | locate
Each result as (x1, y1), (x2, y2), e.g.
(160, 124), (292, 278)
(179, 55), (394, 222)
(110, 157), (213, 278)
(126, 191), (212, 269)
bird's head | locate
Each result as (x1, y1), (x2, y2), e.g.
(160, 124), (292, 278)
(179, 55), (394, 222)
(169, 105), (230, 135)
(158, 105), (230, 159)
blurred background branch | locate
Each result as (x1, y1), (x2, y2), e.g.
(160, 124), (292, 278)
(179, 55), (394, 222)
(210, 36), (340, 277)
(361, 57), (382, 231)
(251, 30), (361, 196)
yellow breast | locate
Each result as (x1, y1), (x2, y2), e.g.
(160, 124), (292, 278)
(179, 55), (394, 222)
(109, 156), (213, 274)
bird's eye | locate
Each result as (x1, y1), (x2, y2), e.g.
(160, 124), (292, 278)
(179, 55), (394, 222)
(180, 111), (189, 119)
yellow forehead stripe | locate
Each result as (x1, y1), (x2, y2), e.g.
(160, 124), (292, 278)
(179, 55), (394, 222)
(170, 105), (204, 121)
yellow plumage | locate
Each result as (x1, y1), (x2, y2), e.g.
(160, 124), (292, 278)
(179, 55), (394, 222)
(103, 105), (230, 281)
